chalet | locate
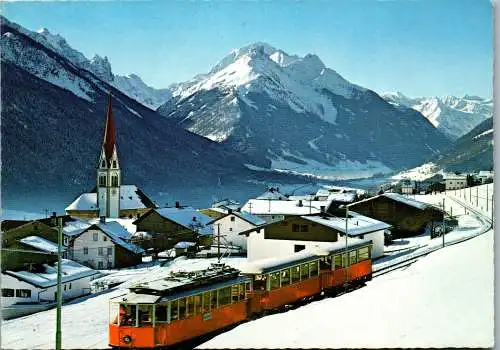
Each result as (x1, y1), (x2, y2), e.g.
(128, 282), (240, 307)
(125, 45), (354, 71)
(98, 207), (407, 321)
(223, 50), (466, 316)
(400, 180), (415, 195)
(210, 210), (266, 251)
(1, 259), (99, 319)
(348, 193), (443, 238)
(476, 170), (494, 184)
(65, 94), (156, 219)
(1, 221), (60, 271)
(240, 212), (390, 261)
(64, 219), (144, 269)
(133, 207), (214, 253)
(442, 173), (467, 190)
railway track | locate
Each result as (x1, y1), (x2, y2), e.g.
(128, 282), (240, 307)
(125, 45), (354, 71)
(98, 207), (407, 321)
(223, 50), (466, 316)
(372, 194), (492, 278)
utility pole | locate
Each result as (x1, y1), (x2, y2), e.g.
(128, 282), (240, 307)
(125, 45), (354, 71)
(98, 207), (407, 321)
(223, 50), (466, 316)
(344, 206), (349, 288)
(56, 217), (63, 350)
(476, 186), (479, 207)
(486, 185), (489, 211)
(442, 198), (445, 248)
(217, 224), (221, 263)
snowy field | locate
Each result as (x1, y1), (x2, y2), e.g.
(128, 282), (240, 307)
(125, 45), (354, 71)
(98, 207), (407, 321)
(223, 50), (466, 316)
(1, 190), (494, 349)
(200, 229), (494, 349)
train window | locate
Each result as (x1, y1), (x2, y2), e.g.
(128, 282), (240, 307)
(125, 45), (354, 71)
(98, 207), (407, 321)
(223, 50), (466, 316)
(319, 256), (331, 270)
(178, 298), (186, 320)
(245, 281), (251, 294)
(349, 251), (357, 265)
(309, 260), (319, 276)
(300, 263), (309, 280)
(202, 292), (211, 312)
(334, 255), (342, 269)
(342, 253), (348, 267)
(291, 265), (301, 283)
(155, 304), (168, 323)
(186, 296), (194, 317)
(211, 290), (218, 309)
(170, 300), (179, 321)
(280, 269), (290, 287)
(118, 304), (137, 326)
(218, 286), (232, 306)
(358, 247), (369, 261)
(239, 283), (245, 300)
(231, 284), (240, 303)
(138, 305), (152, 326)
(253, 274), (267, 291)
(270, 272), (280, 290)
(194, 294), (202, 315)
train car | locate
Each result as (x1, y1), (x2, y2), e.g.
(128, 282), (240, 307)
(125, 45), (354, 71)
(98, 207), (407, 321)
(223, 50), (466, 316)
(108, 263), (251, 348)
(241, 239), (373, 313)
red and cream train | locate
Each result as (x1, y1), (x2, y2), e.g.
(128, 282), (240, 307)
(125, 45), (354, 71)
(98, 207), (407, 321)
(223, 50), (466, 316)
(109, 239), (373, 348)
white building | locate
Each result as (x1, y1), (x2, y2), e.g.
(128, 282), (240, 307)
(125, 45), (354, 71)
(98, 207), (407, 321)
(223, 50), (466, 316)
(1, 259), (99, 319)
(401, 180), (415, 195)
(244, 212), (390, 261)
(210, 211), (266, 251)
(443, 173), (467, 190)
(476, 170), (494, 183)
(65, 220), (144, 269)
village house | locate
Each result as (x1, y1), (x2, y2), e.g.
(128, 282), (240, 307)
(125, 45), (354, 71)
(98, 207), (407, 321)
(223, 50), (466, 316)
(1, 259), (99, 319)
(133, 206), (214, 254)
(442, 173), (467, 190)
(348, 193), (443, 238)
(400, 180), (415, 195)
(64, 219), (144, 269)
(240, 211), (390, 261)
(1, 221), (60, 271)
(210, 210), (266, 251)
(65, 94), (156, 219)
(476, 170), (494, 184)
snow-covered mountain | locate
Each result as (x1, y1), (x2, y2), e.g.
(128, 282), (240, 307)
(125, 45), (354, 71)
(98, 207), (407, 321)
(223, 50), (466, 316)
(158, 42), (450, 177)
(382, 92), (492, 140)
(3, 20), (171, 109)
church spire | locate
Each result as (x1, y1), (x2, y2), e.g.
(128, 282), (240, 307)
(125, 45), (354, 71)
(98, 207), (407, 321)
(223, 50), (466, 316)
(102, 92), (117, 167)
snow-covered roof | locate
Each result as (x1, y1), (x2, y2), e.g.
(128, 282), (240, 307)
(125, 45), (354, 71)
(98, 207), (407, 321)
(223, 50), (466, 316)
(153, 207), (213, 235)
(19, 236), (66, 253)
(212, 199), (241, 211)
(174, 241), (196, 249)
(4, 259), (99, 288)
(478, 171), (493, 177)
(241, 239), (371, 274)
(212, 211), (266, 226)
(442, 173), (466, 180)
(327, 192), (357, 203)
(241, 198), (330, 216)
(256, 190), (288, 200)
(65, 185), (155, 212)
(382, 193), (435, 210)
(301, 212), (391, 236)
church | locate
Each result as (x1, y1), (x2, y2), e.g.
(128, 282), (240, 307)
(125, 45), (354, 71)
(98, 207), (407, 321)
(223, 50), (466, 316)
(65, 94), (156, 219)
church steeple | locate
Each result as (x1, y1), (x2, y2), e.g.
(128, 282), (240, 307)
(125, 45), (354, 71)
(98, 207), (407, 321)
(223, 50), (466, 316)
(97, 92), (121, 218)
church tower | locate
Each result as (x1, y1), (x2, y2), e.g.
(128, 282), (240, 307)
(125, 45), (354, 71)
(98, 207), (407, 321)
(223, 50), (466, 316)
(97, 93), (121, 218)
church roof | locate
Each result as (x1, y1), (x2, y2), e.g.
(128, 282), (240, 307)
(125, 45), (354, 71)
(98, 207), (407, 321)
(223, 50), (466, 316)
(102, 93), (117, 167)
(65, 185), (155, 212)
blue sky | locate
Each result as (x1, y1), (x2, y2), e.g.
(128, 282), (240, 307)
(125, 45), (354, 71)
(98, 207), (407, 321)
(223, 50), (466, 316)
(2, 0), (493, 98)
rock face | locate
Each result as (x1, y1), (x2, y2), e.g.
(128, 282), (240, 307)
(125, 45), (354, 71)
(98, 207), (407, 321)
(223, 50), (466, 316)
(382, 92), (492, 141)
(432, 117), (493, 172)
(158, 43), (450, 177)
(1, 18), (301, 211)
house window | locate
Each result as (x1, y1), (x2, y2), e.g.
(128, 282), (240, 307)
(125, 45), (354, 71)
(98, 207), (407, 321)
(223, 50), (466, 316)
(98, 261), (104, 269)
(112, 160), (117, 168)
(98, 247), (104, 256)
(101, 160), (106, 168)
(2, 289), (14, 297)
(64, 285), (67, 291)
(292, 224), (300, 232)
(230, 216), (235, 222)
(93, 233), (98, 241)
(99, 175), (106, 186)
(69, 283), (72, 290)
(294, 244), (305, 253)
(300, 225), (309, 232)
(111, 175), (118, 187)
(83, 247), (88, 255)
(15, 289), (31, 298)
(103, 236), (107, 241)
(107, 247), (112, 255)
(229, 228), (233, 232)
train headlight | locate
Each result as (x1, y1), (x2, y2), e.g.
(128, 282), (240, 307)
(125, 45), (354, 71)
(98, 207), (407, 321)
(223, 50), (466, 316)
(123, 335), (132, 344)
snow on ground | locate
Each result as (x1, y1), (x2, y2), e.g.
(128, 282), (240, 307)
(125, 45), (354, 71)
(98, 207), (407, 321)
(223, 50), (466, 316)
(0, 257), (246, 349)
(391, 162), (439, 181)
(200, 229), (494, 349)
